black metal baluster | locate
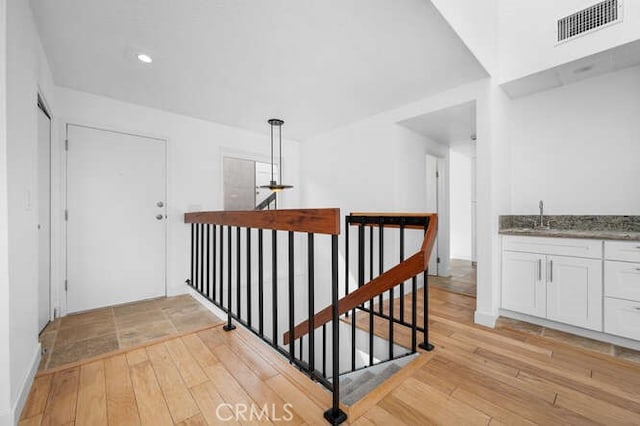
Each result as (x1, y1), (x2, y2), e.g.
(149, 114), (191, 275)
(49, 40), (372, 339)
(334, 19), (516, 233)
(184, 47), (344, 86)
(383, 218), (393, 361)
(200, 224), (205, 294)
(354, 224), (364, 371)
(258, 229), (264, 337)
(190, 224), (194, 288)
(195, 223), (200, 291)
(212, 225), (217, 303)
(419, 219), (434, 351)
(206, 224), (210, 298)
(322, 323), (327, 377)
(288, 231), (295, 362)
(308, 233), (315, 374)
(272, 230), (278, 348)
(236, 226), (241, 320)
(369, 225), (376, 312)
(399, 219), (405, 323)
(324, 234), (347, 425)
(299, 337), (303, 361)
(247, 227), (252, 329)
(377, 224), (383, 314)
(411, 276), (417, 353)
(219, 224), (224, 304)
(224, 226), (235, 331)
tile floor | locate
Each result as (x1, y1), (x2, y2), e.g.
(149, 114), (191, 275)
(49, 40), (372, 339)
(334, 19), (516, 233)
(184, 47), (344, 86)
(38, 294), (223, 371)
(429, 258), (476, 296)
(495, 316), (640, 364)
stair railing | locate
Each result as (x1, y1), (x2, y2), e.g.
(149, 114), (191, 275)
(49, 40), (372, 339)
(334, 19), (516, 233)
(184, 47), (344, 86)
(185, 209), (437, 425)
(284, 213), (437, 354)
(184, 208), (347, 424)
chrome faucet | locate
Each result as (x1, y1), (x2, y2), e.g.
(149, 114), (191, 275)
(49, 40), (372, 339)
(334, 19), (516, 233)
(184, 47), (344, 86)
(539, 200), (544, 227)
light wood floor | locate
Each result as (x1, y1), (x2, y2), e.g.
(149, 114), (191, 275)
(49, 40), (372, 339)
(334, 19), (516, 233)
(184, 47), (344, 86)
(22, 287), (640, 425)
(429, 258), (476, 296)
(348, 287), (640, 425)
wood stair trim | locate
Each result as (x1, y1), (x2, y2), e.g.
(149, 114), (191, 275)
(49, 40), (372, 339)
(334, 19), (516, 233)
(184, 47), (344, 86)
(184, 208), (341, 235)
(283, 214), (437, 345)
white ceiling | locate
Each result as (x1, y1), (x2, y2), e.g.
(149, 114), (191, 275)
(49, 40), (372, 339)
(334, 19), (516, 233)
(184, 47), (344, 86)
(501, 39), (640, 99)
(30, 0), (487, 140)
(398, 100), (476, 154)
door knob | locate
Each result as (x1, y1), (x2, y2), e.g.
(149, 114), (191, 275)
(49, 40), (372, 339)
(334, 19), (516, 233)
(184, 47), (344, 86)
(157, 201), (164, 207)
(156, 214), (164, 220)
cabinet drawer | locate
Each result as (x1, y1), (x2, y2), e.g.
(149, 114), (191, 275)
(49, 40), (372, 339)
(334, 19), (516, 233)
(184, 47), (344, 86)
(503, 236), (602, 259)
(605, 261), (640, 302)
(605, 241), (640, 263)
(604, 297), (640, 341)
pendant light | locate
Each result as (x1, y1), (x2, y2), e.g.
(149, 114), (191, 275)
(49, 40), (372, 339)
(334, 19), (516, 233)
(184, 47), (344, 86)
(260, 118), (293, 192)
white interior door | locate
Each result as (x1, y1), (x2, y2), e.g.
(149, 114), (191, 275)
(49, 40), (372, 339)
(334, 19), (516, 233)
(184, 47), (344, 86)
(37, 103), (51, 331)
(425, 154), (439, 274)
(66, 125), (166, 313)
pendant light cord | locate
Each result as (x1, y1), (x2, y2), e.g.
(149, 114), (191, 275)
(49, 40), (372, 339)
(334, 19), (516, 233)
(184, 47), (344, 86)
(278, 124), (283, 185)
(270, 122), (274, 184)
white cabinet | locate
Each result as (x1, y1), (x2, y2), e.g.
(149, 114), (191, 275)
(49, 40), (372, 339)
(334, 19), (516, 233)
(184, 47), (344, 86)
(604, 241), (640, 340)
(604, 298), (640, 341)
(502, 251), (545, 318)
(502, 236), (603, 332)
(546, 256), (602, 331)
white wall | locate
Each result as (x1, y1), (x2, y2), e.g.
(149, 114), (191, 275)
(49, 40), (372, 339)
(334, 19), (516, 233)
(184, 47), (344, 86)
(0, 0), (11, 421)
(54, 87), (302, 314)
(499, 0), (640, 83)
(449, 149), (472, 260)
(430, 0), (498, 76)
(509, 64), (640, 214)
(300, 103), (453, 301)
(3, 0), (57, 422)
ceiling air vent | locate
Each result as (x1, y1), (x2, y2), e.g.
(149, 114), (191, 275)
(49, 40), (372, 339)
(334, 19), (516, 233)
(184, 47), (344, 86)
(557, 0), (623, 43)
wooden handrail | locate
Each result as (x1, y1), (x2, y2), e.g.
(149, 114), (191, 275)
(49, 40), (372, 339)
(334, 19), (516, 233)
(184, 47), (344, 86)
(283, 213), (437, 344)
(184, 208), (340, 235)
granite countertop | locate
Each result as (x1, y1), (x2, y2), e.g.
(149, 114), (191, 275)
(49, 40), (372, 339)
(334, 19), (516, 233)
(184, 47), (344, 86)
(499, 215), (640, 241)
(499, 227), (640, 241)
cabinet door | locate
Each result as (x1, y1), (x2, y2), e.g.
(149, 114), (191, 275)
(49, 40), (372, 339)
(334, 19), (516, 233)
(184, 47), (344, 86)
(547, 256), (603, 331)
(502, 251), (546, 318)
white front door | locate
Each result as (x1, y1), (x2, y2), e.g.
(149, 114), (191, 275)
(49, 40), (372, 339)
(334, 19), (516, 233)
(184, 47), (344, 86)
(37, 103), (51, 331)
(66, 125), (166, 313)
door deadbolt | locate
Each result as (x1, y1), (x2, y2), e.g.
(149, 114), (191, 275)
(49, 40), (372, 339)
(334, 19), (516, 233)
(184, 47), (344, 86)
(157, 201), (164, 207)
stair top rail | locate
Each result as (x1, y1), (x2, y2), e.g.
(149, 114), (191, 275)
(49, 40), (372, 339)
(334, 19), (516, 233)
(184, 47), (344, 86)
(283, 212), (437, 344)
(185, 208), (340, 235)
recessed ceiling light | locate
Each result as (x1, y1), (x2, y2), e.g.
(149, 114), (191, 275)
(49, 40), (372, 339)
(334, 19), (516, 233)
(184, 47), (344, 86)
(137, 53), (153, 64)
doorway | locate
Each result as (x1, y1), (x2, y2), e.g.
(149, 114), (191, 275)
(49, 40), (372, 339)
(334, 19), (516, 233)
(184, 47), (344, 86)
(223, 156), (277, 210)
(37, 95), (51, 332)
(399, 100), (478, 296)
(65, 125), (167, 313)
(425, 153), (441, 275)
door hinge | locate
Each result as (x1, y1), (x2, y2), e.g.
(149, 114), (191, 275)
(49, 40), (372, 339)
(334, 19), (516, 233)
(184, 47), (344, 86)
(64, 210), (68, 221)
(436, 171), (439, 178)
(65, 139), (69, 151)
(64, 280), (68, 291)
(437, 257), (441, 263)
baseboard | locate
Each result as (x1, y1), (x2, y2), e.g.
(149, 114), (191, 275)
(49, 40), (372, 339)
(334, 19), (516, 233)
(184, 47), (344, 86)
(500, 309), (640, 351)
(188, 288), (227, 322)
(11, 343), (41, 424)
(474, 310), (498, 328)
(166, 284), (190, 297)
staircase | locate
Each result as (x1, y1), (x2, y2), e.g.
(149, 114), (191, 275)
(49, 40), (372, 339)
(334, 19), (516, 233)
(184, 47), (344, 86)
(339, 354), (418, 405)
(184, 209), (438, 424)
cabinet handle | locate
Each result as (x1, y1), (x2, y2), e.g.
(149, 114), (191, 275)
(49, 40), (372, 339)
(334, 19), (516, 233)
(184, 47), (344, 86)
(549, 260), (553, 283)
(538, 259), (542, 281)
